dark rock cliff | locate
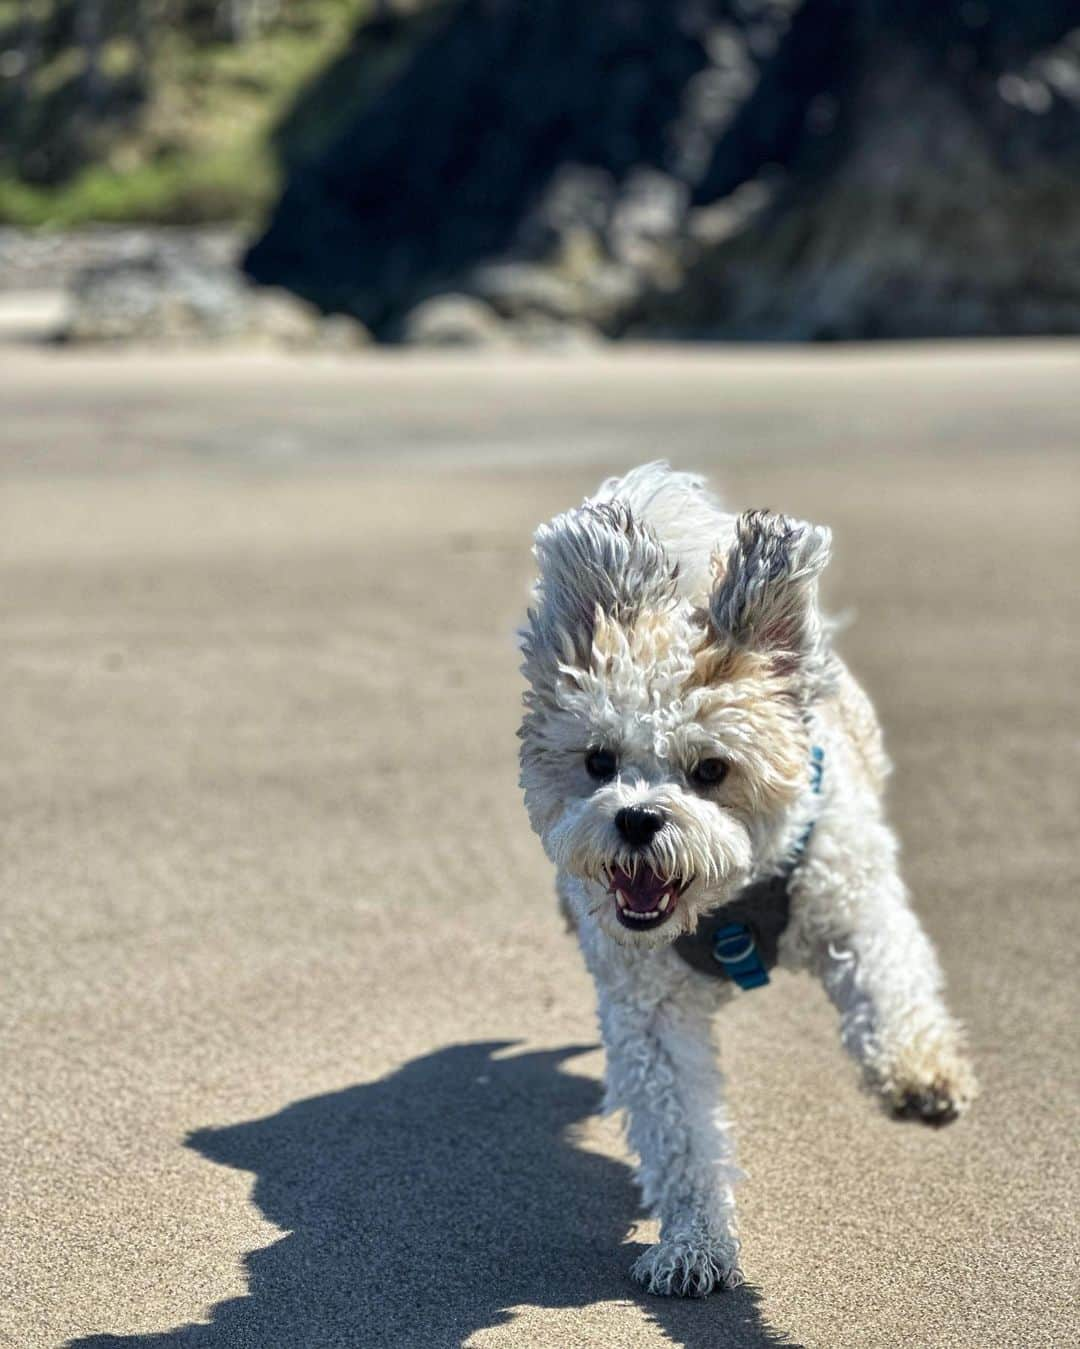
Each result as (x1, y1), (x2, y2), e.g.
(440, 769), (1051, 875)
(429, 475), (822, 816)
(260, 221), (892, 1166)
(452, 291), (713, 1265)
(245, 0), (1080, 341)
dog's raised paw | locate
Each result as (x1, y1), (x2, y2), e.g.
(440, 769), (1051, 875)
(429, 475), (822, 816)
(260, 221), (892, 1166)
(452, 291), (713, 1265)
(892, 1079), (965, 1126)
(631, 1240), (743, 1298)
(884, 1040), (977, 1127)
(890, 1057), (977, 1126)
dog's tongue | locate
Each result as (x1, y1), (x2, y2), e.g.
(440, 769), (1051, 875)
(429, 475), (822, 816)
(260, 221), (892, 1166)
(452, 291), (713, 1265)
(609, 865), (672, 913)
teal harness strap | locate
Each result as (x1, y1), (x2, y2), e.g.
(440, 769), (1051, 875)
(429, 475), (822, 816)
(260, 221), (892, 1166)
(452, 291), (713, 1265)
(672, 746), (824, 991)
(791, 743), (825, 863)
(712, 921), (772, 990)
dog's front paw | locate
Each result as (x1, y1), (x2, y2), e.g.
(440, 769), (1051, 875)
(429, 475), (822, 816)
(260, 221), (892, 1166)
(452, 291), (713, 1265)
(885, 1041), (978, 1127)
(891, 1068), (977, 1126)
(631, 1238), (743, 1298)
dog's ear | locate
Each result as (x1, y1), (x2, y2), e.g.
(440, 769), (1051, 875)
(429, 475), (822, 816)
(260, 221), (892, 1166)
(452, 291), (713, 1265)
(524, 501), (678, 669)
(708, 509), (832, 691)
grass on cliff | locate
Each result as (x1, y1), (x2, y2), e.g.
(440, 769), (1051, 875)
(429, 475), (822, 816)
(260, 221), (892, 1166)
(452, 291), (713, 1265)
(0, 1), (421, 227)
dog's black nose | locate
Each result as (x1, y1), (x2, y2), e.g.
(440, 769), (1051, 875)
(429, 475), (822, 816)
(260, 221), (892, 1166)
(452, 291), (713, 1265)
(615, 807), (665, 846)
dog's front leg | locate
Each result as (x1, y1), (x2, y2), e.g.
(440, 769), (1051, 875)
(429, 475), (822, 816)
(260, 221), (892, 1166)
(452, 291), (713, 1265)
(596, 974), (743, 1296)
(803, 826), (977, 1124)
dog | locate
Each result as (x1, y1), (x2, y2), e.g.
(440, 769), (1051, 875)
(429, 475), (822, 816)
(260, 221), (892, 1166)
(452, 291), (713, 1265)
(518, 463), (976, 1297)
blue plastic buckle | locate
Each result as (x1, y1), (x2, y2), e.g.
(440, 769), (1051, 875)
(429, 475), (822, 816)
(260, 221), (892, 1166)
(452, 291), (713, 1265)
(712, 921), (769, 989)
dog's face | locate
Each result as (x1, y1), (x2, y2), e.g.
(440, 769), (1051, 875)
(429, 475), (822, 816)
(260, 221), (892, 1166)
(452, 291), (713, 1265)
(519, 501), (831, 947)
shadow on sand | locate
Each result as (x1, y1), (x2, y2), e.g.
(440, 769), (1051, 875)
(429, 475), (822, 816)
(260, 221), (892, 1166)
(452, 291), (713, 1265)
(70, 1042), (798, 1348)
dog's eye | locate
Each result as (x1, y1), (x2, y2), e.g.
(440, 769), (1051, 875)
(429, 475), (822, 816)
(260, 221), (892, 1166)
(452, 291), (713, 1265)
(691, 758), (729, 787)
(585, 748), (618, 781)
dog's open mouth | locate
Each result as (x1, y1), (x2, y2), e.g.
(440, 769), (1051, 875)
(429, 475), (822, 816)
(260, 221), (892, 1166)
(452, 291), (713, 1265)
(608, 865), (682, 931)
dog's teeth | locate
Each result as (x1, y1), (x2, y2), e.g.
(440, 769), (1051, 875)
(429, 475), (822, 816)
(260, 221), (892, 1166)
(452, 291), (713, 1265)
(658, 893), (670, 913)
(616, 891), (630, 909)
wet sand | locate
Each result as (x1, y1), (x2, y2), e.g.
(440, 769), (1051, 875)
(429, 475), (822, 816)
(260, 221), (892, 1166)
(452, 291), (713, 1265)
(2, 343), (1078, 1348)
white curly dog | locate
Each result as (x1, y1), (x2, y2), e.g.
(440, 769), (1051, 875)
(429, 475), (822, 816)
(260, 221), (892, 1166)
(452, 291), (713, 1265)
(518, 464), (976, 1297)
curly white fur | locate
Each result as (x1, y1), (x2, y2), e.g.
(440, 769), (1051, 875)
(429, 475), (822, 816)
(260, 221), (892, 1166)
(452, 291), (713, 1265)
(519, 463), (976, 1296)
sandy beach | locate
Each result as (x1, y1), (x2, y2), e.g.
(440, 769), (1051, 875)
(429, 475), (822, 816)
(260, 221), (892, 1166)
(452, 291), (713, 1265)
(2, 343), (1078, 1348)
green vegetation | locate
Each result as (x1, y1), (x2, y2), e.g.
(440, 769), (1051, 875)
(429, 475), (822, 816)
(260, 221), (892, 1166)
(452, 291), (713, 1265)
(0, 145), (277, 225)
(0, 1), (413, 226)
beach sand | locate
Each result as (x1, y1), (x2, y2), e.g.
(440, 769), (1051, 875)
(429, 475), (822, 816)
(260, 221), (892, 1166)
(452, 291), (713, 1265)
(2, 343), (1077, 1348)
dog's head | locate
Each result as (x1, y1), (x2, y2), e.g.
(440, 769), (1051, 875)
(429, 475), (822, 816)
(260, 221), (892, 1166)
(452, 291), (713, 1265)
(519, 497), (832, 947)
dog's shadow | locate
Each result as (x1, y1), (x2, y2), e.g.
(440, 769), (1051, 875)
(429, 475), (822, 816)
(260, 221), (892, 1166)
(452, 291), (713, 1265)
(70, 1042), (798, 1348)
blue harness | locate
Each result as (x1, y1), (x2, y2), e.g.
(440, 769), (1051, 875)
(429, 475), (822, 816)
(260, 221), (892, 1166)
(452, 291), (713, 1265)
(672, 746), (824, 991)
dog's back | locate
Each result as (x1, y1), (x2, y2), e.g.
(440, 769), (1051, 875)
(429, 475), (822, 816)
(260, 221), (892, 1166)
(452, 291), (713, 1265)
(589, 462), (734, 604)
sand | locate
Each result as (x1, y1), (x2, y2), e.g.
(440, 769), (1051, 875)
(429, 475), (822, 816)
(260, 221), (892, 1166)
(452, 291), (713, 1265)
(2, 343), (1078, 1348)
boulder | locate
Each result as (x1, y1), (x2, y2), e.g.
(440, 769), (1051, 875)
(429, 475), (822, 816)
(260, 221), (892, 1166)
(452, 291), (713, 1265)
(61, 242), (372, 347)
(398, 294), (513, 347)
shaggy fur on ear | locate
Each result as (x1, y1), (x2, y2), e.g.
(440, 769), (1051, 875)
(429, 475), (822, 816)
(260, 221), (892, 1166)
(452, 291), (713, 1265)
(710, 509), (833, 695)
(526, 501), (679, 666)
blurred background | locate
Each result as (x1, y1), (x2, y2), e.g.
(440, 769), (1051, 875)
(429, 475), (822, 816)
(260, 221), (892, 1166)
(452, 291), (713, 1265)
(1, 0), (1079, 342)
(2, 5), (1079, 1349)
